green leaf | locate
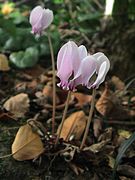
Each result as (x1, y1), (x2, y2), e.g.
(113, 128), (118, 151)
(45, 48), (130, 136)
(4, 37), (22, 51)
(9, 47), (39, 68)
(113, 132), (135, 179)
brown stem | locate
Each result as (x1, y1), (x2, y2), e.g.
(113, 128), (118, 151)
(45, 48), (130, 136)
(80, 88), (96, 150)
(47, 32), (56, 135)
(55, 91), (71, 145)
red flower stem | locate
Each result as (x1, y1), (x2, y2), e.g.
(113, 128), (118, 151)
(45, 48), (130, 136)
(55, 91), (71, 145)
(47, 32), (56, 135)
(80, 88), (96, 150)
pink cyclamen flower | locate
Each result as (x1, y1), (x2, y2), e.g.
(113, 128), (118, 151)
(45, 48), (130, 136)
(29, 6), (53, 36)
(57, 41), (110, 91)
(57, 41), (97, 91)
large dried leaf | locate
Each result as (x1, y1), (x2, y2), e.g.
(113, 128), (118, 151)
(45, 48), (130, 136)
(57, 111), (87, 141)
(12, 124), (44, 161)
(3, 93), (30, 118)
(96, 84), (118, 116)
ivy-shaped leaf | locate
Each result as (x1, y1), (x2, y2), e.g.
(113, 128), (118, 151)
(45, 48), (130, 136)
(9, 47), (39, 68)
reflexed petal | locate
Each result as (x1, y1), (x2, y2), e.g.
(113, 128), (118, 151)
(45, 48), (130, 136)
(41, 9), (53, 29)
(57, 41), (78, 83)
(91, 61), (108, 88)
(29, 6), (43, 26)
(80, 56), (97, 87)
(78, 45), (87, 60)
(93, 52), (110, 73)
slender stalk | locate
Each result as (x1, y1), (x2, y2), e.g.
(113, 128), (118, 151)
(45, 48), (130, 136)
(47, 32), (56, 135)
(80, 89), (96, 150)
(55, 91), (71, 145)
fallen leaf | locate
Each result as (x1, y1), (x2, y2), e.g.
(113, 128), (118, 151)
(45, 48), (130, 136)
(3, 93), (30, 118)
(42, 84), (60, 104)
(106, 155), (115, 168)
(96, 84), (118, 116)
(0, 53), (10, 71)
(111, 76), (125, 90)
(93, 118), (102, 138)
(73, 92), (92, 107)
(12, 124), (44, 161)
(118, 129), (132, 139)
(83, 140), (108, 153)
(23, 65), (45, 78)
(57, 111), (87, 141)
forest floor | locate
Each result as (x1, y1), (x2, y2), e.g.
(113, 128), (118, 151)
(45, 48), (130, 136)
(0, 63), (135, 180)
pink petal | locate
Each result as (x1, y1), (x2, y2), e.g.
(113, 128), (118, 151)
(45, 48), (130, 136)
(91, 61), (107, 88)
(57, 41), (78, 83)
(93, 52), (110, 73)
(78, 45), (87, 60)
(80, 56), (97, 87)
(41, 9), (53, 29)
(29, 6), (43, 26)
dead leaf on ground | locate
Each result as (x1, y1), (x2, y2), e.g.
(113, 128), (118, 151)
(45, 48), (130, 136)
(93, 118), (103, 138)
(57, 111), (87, 141)
(73, 92), (92, 107)
(0, 54), (10, 71)
(83, 140), (109, 153)
(96, 84), (119, 116)
(12, 124), (44, 161)
(23, 65), (45, 78)
(42, 84), (60, 104)
(111, 76), (125, 90)
(3, 93), (30, 118)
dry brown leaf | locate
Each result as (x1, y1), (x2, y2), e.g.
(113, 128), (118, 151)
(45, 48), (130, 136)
(3, 93), (30, 118)
(93, 118), (102, 138)
(83, 140), (108, 153)
(73, 92), (92, 107)
(0, 54), (10, 71)
(57, 111), (87, 141)
(12, 124), (44, 161)
(23, 65), (45, 78)
(111, 76), (125, 90)
(42, 84), (60, 104)
(96, 84), (118, 116)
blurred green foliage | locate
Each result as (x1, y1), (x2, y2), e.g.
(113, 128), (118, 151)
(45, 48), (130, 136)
(0, 0), (103, 68)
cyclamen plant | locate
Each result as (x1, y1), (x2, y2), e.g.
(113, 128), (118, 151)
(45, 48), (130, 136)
(56, 41), (110, 148)
(29, 5), (110, 149)
(29, 6), (56, 134)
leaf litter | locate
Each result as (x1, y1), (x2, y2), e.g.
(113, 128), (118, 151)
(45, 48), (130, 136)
(0, 65), (135, 179)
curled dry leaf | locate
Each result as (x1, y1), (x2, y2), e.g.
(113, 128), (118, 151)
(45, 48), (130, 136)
(57, 111), (87, 141)
(96, 84), (118, 116)
(12, 124), (44, 161)
(111, 76), (125, 90)
(0, 54), (10, 71)
(83, 140), (108, 153)
(3, 93), (30, 118)
(73, 92), (92, 107)
(93, 118), (102, 138)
